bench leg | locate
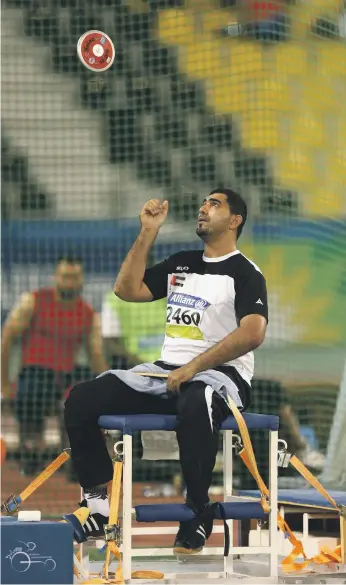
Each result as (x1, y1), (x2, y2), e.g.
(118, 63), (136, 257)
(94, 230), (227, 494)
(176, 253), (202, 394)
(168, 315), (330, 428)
(223, 430), (234, 576)
(122, 433), (133, 581)
(269, 430), (278, 578)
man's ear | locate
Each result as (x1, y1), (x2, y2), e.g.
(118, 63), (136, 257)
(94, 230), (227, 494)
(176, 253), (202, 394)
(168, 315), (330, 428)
(229, 214), (243, 231)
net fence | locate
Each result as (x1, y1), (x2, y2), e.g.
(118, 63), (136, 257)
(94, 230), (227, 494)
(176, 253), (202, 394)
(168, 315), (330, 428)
(1, 0), (346, 519)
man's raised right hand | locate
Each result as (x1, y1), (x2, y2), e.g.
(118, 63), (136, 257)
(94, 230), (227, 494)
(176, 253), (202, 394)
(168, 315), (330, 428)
(140, 199), (169, 231)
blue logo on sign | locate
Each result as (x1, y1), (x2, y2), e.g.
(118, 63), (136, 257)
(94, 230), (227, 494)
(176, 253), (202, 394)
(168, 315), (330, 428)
(100, 36), (106, 44)
(168, 293), (210, 310)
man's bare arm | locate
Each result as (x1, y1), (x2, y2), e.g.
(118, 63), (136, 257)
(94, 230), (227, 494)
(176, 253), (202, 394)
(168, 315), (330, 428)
(1, 292), (35, 393)
(166, 314), (267, 392)
(113, 199), (168, 302)
(113, 229), (157, 302)
(190, 314), (267, 374)
(86, 313), (109, 374)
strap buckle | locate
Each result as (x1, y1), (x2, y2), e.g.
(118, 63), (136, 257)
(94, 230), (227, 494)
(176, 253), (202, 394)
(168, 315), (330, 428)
(232, 434), (243, 455)
(104, 522), (122, 545)
(277, 440), (292, 468)
(113, 441), (124, 463)
(1, 494), (22, 515)
(338, 504), (346, 519)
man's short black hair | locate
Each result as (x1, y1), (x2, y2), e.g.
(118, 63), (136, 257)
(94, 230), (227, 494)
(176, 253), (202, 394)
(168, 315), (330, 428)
(57, 254), (83, 266)
(209, 188), (247, 239)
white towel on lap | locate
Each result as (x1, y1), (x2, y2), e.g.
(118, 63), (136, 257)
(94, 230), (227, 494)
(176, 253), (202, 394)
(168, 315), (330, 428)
(98, 363), (242, 461)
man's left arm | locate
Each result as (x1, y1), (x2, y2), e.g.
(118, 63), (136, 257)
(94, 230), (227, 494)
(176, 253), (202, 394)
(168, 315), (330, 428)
(167, 268), (268, 392)
(86, 312), (109, 375)
(167, 315), (267, 391)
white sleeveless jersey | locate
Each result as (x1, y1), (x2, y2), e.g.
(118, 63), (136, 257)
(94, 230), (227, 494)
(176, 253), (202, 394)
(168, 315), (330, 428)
(143, 249), (268, 384)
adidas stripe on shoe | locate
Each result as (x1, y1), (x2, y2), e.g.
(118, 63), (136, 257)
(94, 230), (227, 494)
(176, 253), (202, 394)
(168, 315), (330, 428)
(63, 499), (109, 544)
(173, 502), (217, 555)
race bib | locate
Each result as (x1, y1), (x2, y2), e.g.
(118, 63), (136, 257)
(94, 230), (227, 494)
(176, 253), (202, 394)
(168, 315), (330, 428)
(165, 293), (210, 340)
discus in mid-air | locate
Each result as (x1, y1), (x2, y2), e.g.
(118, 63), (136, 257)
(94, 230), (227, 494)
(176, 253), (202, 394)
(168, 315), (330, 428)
(77, 30), (115, 72)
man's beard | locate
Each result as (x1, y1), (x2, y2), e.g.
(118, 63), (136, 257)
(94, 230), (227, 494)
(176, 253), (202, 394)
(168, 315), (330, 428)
(196, 226), (210, 241)
(58, 288), (81, 300)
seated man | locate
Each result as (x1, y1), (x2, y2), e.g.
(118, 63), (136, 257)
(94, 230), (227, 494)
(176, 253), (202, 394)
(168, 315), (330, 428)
(64, 189), (268, 554)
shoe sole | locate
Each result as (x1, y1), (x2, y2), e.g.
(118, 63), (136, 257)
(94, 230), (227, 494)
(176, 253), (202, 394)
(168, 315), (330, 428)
(173, 546), (203, 555)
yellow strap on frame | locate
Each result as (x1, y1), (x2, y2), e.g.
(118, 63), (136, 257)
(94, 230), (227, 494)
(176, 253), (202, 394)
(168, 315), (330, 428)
(136, 372), (344, 571)
(235, 410), (343, 571)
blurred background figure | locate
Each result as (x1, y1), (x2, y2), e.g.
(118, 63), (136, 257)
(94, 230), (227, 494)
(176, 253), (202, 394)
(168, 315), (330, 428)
(1, 256), (108, 475)
(319, 359), (346, 489)
(101, 290), (166, 370)
(238, 0), (290, 41)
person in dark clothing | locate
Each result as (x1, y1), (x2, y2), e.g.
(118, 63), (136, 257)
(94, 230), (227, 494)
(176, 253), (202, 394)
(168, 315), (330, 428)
(64, 189), (268, 554)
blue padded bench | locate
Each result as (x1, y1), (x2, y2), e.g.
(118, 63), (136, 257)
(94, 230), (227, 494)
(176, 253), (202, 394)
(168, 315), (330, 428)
(238, 489), (346, 510)
(99, 413), (279, 433)
(98, 413), (279, 580)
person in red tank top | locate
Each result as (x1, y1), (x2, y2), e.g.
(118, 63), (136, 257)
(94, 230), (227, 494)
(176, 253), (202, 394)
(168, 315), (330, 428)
(238, 0), (289, 41)
(1, 256), (108, 475)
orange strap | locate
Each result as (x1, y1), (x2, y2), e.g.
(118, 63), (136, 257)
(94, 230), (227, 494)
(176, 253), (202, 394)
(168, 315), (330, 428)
(227, 397), (270, 513)
(239, 441), (343, 571)
(103, 460), (124, 584)
(289, 454), (339, 509)
(20, 450), (70, 502)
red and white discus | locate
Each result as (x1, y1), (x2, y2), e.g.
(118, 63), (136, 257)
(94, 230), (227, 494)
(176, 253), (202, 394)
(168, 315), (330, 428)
(77, 30), (115, 72)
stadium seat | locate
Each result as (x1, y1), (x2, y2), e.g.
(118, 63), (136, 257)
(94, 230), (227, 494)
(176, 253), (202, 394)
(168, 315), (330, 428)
(303, 185), (344, 218)
(123, 11), (153, 41)
(336, 115), (346, 149)
(203, 114), (233, 149)
(251, 77), (293, 112)
(126, 76), (157, 113)
(208, 80), (249, 115)
(24, 6), (58, 43)
(308, 0), (343, 17)
(51, 37), (80, 73)
(275, 148), (315, 190)
(190, 148), (216, 182)
(158, 9), (195, 45)
(107, 108), (141, 163)
(155, 111), (189, 147)
(317, 44), (346, 78)
(80, 73), (109, 110)
(326, 148), (346, 182)
(170, 76), (205, 111)
(290, 111), (325, 148)
(199, 8), (236, 35)
(183, 39), (223, 80)
(301, 78), (337, 112)
(69, 8), (104, 38)
(240, 112), (280, 151)
(226, 42), (264, 78)
(137, 150), (172, 186)
(143, 40), (178, 75)
(234, 154), (267, 187)
(274, 43), (308, 77)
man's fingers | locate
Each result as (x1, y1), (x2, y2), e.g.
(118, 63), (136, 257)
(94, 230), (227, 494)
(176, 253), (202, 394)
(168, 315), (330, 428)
(143, 200), (167, 216)
(166, 376), (179, 393)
